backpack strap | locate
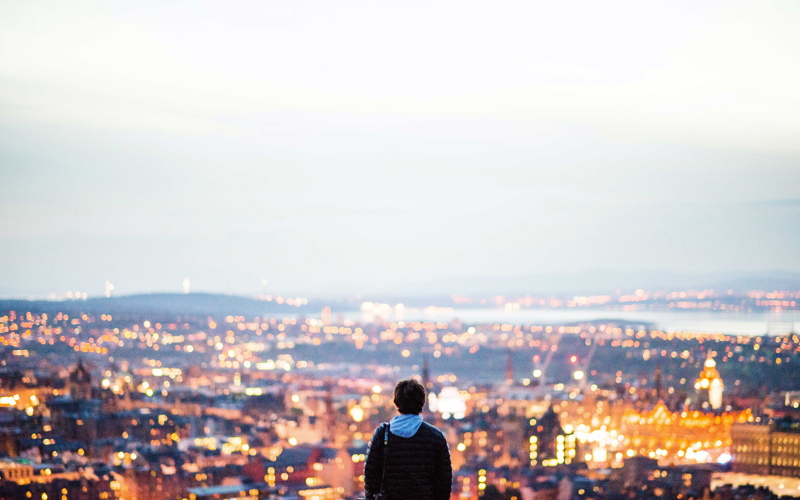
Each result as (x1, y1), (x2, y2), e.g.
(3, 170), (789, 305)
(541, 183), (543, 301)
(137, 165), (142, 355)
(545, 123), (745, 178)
(377, 422), (389, 497)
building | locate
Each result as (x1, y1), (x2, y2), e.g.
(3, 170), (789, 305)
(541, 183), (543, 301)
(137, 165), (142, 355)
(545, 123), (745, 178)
(69, 359), (92, 401)
(46, 395), (101, 450)
(0, 459), (118, 500)
(731, 422), (771, 475)
(617, 457), (713, 498)
(695, 354), (724, 410)
(731, 418), (800, 477)
(771, 418), (800, 477)
(621, 402), (751, 463)
(521, 479), (559, 500)
(526, 405), (576, 467)
(188, 483), (274, 500)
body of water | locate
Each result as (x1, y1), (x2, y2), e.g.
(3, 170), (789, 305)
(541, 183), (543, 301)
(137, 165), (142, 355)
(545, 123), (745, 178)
(345, 308), (800, 336)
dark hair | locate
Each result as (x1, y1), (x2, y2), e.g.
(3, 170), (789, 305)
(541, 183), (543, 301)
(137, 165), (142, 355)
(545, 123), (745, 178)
(393, 378), (425, 415)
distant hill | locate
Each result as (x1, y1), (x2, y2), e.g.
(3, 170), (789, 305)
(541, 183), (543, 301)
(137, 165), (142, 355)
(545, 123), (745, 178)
(710, 271), (800, 293)
(0, 292), (352, 317)
(2, 270), (799, 317)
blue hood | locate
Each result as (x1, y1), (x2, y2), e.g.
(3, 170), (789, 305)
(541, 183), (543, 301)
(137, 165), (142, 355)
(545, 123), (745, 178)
(389, 414), (423, 438)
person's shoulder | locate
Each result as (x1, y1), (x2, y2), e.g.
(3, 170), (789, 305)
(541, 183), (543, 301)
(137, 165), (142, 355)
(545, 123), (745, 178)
(420, 421), (446, 439)
(371, 422), (388, 438)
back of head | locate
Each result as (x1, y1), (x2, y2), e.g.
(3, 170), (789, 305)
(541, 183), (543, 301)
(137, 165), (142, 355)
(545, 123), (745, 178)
(393, 378), (425, 415)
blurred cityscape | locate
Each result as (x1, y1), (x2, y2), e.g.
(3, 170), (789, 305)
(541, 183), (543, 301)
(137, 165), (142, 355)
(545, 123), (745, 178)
(0, 287), (798, 500)
(4, 2), (800, 500)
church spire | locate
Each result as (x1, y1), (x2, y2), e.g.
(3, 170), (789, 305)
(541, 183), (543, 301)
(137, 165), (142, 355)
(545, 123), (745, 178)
(654, 365), (662, 401)
(506, 350), (514, 384)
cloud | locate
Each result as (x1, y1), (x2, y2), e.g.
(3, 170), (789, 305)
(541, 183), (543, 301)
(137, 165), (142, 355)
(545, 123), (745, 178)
(2, 1), (800, 296)
(2, 2), (799, 152)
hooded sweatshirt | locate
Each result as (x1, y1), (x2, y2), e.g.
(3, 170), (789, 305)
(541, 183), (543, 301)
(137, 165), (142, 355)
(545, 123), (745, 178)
(389, 413), (423, 438)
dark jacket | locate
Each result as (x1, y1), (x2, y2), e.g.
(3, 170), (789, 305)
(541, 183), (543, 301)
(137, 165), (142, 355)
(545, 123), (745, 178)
(364, 420), (452, 500)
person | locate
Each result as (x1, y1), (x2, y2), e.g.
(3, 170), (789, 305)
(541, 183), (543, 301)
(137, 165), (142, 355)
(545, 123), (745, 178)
(364, 378), (452, 500)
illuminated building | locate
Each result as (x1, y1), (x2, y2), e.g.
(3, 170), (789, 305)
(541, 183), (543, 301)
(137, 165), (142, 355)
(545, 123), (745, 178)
(188, 483), (274, 500)
(454, 469), (477, 499)
(731, 422), (771, 475)
(695, 354), (724, 410)
(526, 405), (575, 466)
(0, 459), (118, 500)
(731, 418), (800, 477)
(248, 445), (353, 497)
(0, 461), (33, 482)
(347, 443), (368, 494)
(295, 484), (345, 500)
(429, 387), (467, 419)
(621, 402), (751, 463)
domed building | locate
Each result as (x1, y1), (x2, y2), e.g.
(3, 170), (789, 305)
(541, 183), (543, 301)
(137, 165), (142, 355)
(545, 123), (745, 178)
(695, 353), (724, 410)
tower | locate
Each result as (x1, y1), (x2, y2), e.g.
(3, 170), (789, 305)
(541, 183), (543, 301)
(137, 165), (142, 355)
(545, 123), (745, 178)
(421, 355), (431, 415)
(422, 355), (430, 390)
(654, 366), (662, 401)
(324, 379), (335, 442)
(506, 350), (514, 385)
(69, 359), (92, 400)
(695, 353), (724, 410)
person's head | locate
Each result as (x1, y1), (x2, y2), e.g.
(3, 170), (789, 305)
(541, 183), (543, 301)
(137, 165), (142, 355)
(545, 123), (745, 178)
(393, 378), (426, 415)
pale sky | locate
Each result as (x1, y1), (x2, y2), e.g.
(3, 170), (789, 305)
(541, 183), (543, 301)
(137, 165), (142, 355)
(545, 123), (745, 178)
(1, 1), (799, 297)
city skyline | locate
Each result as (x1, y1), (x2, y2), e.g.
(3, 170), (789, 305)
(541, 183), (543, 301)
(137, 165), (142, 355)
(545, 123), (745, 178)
(0, 297), (799, 499)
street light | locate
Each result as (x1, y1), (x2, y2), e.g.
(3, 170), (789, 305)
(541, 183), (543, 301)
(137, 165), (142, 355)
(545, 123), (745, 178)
(350, 405), (364, 422)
